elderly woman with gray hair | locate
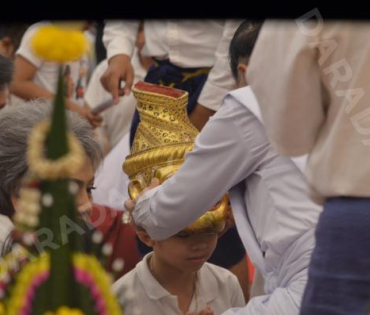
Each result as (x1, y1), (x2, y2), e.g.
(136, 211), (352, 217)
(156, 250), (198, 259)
(0, 99), (141, 278)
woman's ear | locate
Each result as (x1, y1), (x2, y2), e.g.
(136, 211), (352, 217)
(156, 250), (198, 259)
(137, 230), (156, 247)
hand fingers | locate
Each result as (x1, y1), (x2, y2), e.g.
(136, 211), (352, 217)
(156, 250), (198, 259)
(199, 306), (214, 315)
(85, 111), (103, 128)
(123, 179), (158, 213)
(124, 199), (136, 213)
(148, 178), (160, 189)
(101, 70), (121, 104)
(118, 88), (125, 97)
(89, 119), (102, 129)
(109, 75), (120, 104)
(93, 113), (103, 123)
(124, 66), (134, 96)
(139, 178), (160, 197)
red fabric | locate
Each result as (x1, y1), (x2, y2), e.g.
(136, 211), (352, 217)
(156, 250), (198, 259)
(90, 204), (141, 280)
(247, 254), (255, 284)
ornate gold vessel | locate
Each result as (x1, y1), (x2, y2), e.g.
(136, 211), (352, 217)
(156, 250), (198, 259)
(123, 81), (229, 234)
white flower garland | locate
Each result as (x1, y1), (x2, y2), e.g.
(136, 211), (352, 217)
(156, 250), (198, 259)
(27, 121), (84, 180)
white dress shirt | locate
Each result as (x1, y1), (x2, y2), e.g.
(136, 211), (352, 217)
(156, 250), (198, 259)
(92, 132), (131, 210)
(103, 20), (242, 111)
(133, 86), (322, 314)
(248, 21), (370, 203)
(113, 253), (245, 315)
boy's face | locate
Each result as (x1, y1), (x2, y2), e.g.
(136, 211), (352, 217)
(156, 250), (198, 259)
(155, 232), (218, 272)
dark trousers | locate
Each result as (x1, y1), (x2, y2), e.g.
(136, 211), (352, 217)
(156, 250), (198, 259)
(300, 197), (370, 315)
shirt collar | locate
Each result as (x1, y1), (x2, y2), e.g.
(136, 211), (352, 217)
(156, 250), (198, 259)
(196, 263), (219, 304)
(137, 253), (172, 300)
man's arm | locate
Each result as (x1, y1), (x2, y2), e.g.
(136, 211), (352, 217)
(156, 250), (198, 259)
(132, 97), (270, 240)
(191, 20), (243, 130)
(11, 56), (101, 128)
(101, 21), (140, 102)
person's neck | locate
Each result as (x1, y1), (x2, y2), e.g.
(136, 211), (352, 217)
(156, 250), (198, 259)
(149, 253), (195, 296)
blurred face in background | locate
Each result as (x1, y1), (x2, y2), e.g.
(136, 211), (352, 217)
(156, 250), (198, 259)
(0, 86), (9, 110)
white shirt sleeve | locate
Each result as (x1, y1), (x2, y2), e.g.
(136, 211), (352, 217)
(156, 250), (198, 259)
(222, 286), (302, 315)
(16, 24), (44, 68)
(247, 20), (325, 157)
(133, 96), (270, 240)
(103, 20), (140, 61)
(197, 20), (242, 111)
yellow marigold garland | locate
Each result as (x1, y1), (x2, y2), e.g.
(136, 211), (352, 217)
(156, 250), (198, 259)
(6, 253), (49, 315)
(43, 306), (85, 315)
(31, 25), (88, 63)
(3, 253), (122, 315)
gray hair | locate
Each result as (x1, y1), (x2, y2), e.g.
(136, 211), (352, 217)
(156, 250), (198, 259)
(0, 99), (103, 217)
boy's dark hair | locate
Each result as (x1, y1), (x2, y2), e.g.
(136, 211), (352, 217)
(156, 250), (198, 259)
(0, 55), (14, 89)
(229, 20), (263, 81)
(0, 23), (29, 53)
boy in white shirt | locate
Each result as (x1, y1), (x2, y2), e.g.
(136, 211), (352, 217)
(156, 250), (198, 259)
(113, 224), (245, 315)
(113, 80), (245, 315)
